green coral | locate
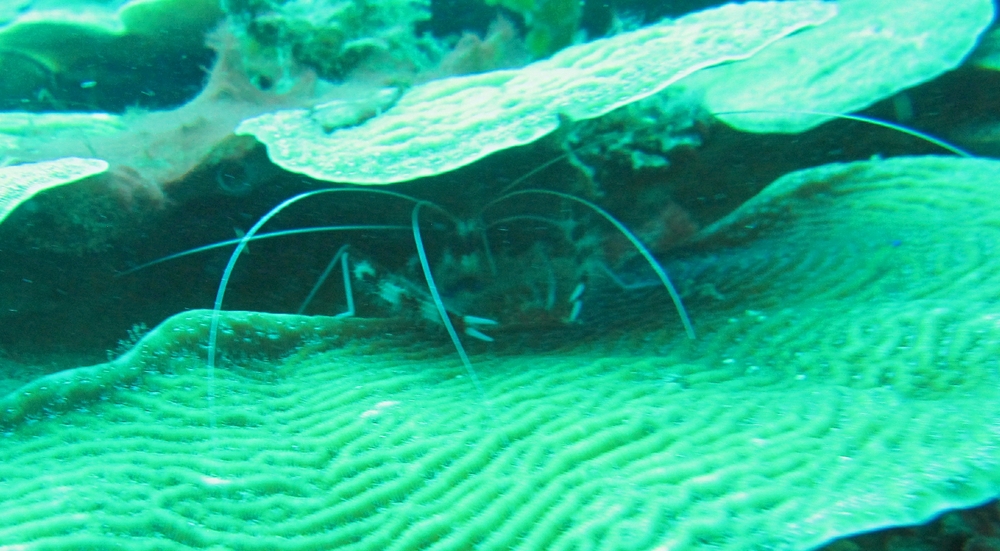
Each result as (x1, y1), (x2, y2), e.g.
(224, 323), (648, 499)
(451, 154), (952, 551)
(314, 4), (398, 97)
(237, 1), (837, 184)
(684, 0), (995, 133)
(1, 156), (999, 549)
(0, 157), (109, 227)
(0, 0), (223, 110)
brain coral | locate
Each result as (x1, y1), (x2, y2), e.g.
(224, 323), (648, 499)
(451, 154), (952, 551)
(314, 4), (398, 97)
(0, 155), (998, 549)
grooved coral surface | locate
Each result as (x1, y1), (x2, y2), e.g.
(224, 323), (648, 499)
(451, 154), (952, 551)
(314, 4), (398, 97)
(236, 1), (837, 184)
(2, 156), (1000, 550)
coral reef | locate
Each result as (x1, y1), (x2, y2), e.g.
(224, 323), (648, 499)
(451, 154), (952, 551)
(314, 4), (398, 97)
(0, 24), (349, 253)
(236, 1), (835, 184)
(684, 0), (995, 132)
(0, 0), (999, 549)
(2, 156), (1000, 549)
(0, 0), (224, 112)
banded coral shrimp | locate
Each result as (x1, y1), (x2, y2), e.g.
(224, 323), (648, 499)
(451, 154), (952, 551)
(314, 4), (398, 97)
(119, 108), (973, 423)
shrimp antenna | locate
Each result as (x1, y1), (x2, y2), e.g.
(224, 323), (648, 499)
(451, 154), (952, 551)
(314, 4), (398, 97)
(714, 109), (972, 157)
(484, 189), (696, 340)
(205, 187), (432, 430)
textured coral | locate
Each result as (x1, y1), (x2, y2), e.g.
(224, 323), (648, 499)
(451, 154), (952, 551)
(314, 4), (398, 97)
(0, 157), (108, 226)
(685, 0), (995, 133)
(236, 1), (836, 184)
(0, 156), (998, 550)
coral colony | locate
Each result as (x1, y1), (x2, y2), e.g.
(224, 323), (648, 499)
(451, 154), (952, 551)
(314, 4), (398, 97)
(0, 0), (999, 549)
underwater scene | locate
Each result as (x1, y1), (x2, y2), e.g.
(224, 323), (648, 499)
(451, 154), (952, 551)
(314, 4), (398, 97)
(1, 0), (1000, 549)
